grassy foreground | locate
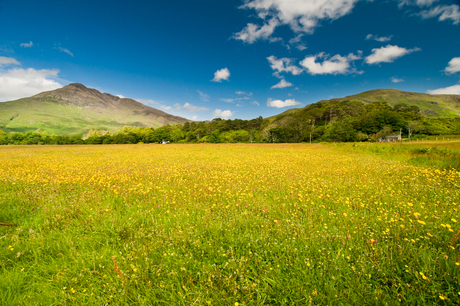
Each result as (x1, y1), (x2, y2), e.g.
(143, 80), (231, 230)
(0, 143), (459, 305)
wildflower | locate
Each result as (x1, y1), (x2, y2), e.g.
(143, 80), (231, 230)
(420, 272), (428, 280)
(417, 220), (426, 225)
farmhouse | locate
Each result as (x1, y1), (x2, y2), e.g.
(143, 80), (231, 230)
(380, 134), (402, 142)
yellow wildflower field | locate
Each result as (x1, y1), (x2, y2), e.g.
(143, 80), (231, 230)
(0, 143), (459, 305)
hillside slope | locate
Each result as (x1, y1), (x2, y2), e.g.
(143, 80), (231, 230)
(0, 83), (190, 135)
(322, 89), (460, 117)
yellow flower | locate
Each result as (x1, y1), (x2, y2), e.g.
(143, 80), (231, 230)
(439, 295), (446, 300)
(417, 220), (426, 225)
(452, 218), (457, 223)
(420, 272), (428, 280)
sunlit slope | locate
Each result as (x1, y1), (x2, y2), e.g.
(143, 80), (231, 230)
(328, 89), (460, 117)
(0, 83), (190, 135)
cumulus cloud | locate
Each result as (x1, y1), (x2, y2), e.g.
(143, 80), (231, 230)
(365, 34), (392, 42)
(213, 109), (234, 119)
(271, 79), (293, 89)
(174, 102), (209, 112)
(300, 52), (362, 75)
(0, 56), (21, 67)
(197, 90), (210, 101)
(444, 57), (460, 74)
(267, 56), (303, 76)
(212, 68), (230, 82)
(391, 77), (404, 83)
(365, 45), (420, 65)
(116, 94), (125, 98)
(234, 0), (360, 43)
(427, 84), (460, 95)
(232, 18), (280, 43)
(0, 67), (62, 101)
(192, 116), (198, 121)
(20, 41), (33, 48)
(267, 98), (301, 108)
(58, 47), (74, 57)
(419, 4), (460, 24)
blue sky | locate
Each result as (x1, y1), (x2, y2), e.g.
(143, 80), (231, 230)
(0, 0), (459, 121)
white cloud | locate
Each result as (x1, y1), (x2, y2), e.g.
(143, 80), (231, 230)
(235, 90), (252, 96)
(271, 79), (293, 89)
(365, 34), (392, 42)
(444, 57), (460, 74)
(427, 84), (460, 95)
(221, 98), (234, 103)
(197, 90), (210, 101)
(399, 0), (438, 7)
(416, 0), (438, 6)
(212, 68), (230, 82)
(267, 56), (303, 75)
(20, 41), (33, 48)
(365, 45), (420, 65)
(192, 116), (198, 120)
(419, 5), (460, 24)
(58, 47), (74, 57)
(213, 109), (234, 119)
(116, 94), (125, 98)
(234, 0), (360, 43)
(267, 98), (301, 108)
(0, 67), (62, 101)
(300, 52), (363, 75)
(174, 102), (209, 112)
(391, 77), (404, 83)
(0, 56), (20, 67)
(251, 101), (260, 106)
(296, 44), (307, 51)
(232, 18), (280, 43)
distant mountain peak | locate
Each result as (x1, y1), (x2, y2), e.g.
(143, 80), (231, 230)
(66, 83), (88, 90)
(0, 83), (190, 135)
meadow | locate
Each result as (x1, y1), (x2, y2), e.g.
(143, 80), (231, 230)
(0, 142), (459, 305)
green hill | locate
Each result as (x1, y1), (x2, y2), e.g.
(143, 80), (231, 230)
(0, 83), (190, 135)
(323, 89), (460, 117)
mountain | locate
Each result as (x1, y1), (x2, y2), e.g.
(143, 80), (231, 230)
(0, 83), (190, 135)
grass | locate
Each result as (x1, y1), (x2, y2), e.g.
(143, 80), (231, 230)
(349, 140), (460, 170)
(0, 143), (459, 305)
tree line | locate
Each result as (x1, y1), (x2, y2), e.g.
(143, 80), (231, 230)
(1, 100), (460, 145)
